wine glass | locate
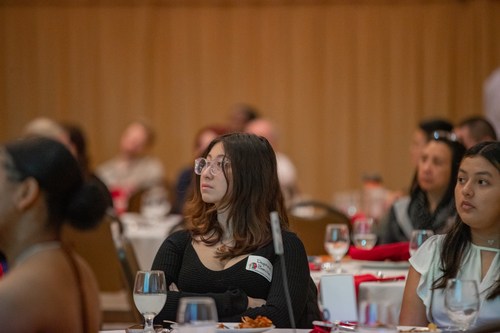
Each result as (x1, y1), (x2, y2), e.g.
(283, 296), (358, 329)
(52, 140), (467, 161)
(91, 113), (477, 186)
(133, 270), (167, 332)
(324, 224), (350, 273)
(409, 229), (434, 256)
(141, 186), (171, 222)
(352, 218), (377, 250)
(444, 279), (480, 331)
(176, 297), (218, 333)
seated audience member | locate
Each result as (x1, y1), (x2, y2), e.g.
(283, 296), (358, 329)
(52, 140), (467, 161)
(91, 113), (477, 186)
(62, 123), (113, 210)
(454, 116), (497, 149)
(400, 141), (500, 328)
(23, 116), (77, 156)
(226, 103), (260, 133)
(172, 125), (227, 214)
(410, 118), (454, 168)
(0, 136), (109, 332)
(379, 132), (466, 243)
(152, 133), (320, 328)
(96, 120), (165, 214)
(245, 118), (299, 206)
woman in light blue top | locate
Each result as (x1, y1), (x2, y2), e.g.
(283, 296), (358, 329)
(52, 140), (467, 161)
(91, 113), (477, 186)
(400, 141), (500, 328)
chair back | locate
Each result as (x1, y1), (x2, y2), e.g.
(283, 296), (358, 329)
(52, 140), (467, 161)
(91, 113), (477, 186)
(288, 200), (351, 256)
(62, 214), (141, 323)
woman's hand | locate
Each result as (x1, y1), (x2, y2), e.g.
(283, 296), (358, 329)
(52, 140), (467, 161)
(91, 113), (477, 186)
(247, 296), (266, 309)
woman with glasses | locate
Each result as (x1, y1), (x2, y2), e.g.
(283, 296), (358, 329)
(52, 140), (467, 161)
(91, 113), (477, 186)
(152, 133), (320, 328)
(378, 132), (466, 244)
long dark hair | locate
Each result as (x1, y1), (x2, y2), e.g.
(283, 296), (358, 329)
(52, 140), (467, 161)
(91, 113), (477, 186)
(184, 133), (289, 259)
(433, 141), (500, 299)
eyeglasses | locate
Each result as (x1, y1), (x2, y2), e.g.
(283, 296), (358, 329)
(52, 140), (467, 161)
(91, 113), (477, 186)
(432, 130), (457, 142)
(194, 157), (230, 176)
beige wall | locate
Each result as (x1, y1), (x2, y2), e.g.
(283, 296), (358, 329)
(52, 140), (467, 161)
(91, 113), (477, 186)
(1, 0), (499, 203)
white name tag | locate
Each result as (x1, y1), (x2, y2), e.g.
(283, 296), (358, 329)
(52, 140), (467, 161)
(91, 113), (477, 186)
(246, 255), (273, 282)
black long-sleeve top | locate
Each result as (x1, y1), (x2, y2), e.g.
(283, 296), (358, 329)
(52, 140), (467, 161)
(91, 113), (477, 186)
(151, 230), (320, 328)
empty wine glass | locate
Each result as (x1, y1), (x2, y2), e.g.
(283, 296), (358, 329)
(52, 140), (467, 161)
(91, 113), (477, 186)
(324, 224), (350, 273)
(409, 229), (434, 256)
(133, 270), (167, 332)
(352, 218), (377, 250)
(176, 297), (218, 333)
(444, 279), (479, 331)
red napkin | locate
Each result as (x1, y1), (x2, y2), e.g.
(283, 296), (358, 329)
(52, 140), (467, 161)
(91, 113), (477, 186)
(348, 242), (410, 261)
(353, 273), (406, 296)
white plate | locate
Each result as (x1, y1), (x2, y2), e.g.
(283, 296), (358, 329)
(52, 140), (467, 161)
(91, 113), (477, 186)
(397, 326), (442, 332)
(358, 260), (410, 269)
(216, 323), (275, 333)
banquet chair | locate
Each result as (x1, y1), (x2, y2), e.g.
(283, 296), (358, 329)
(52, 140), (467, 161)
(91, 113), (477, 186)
(62, 214), (141, 324)
(288, 200), (352, 256)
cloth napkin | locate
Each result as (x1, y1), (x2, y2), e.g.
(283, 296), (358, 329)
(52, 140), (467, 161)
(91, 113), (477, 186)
(348, 242), (410, 261)
(353, 273), (406, 296)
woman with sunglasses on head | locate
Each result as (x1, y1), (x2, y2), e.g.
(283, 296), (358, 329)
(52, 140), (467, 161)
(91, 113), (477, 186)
(400, 141), (500, 328)
(152, 133), (321, 328)
(379, 132), (466, 244)
(0, 136), (109, 332)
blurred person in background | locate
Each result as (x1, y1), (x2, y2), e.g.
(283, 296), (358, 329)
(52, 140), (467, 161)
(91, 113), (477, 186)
(484, 67), (500, 139)
(226, 103), (260, 133)
(245, 118), (299, 207)
(152, 133), (320, 328)
(62, 123), (113, 210)
(0, 136), (109, 332)
(172, 124), (227, 214)
(400, 141), (499, 328)
(23, 116), (76, 156)
(379, 132), (466, 244)
(454, 116), (497, 149)
(410, 118), (454, 168)
(96, 120), (165, 214)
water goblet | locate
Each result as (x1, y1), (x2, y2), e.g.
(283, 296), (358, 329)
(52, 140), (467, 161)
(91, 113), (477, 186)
(176, 297), (218, 333)
(133, 270), (167, 332)
(444, 279), (479, 331)
(324, 224), (350, 273)
(352, 218), (377, 250)
(409, 229), (434, 256)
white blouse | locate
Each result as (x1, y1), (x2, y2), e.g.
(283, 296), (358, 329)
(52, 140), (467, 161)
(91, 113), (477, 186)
(409, 235), (500, 328)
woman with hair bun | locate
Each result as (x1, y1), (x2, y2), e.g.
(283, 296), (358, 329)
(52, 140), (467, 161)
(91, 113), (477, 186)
(0, 136), (109, 332)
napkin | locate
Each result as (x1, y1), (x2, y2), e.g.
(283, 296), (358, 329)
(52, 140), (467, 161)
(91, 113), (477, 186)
(354, 274), (406, 296)
(348, 242), (410, 261)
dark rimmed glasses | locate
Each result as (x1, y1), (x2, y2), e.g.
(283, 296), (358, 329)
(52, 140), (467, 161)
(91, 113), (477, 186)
(194, 157), (230, 176)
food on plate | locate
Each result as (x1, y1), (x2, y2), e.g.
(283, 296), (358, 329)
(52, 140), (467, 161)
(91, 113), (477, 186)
(217, 316), (273, 329)
(238, 316), (273, 328)
(398, 323), (439, 333)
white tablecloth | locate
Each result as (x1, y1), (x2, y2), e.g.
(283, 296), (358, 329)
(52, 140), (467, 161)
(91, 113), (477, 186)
(121, 213), (183, 270)
(311, 259), (409, 322)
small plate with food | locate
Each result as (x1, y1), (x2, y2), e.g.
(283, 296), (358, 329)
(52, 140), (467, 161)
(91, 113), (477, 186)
(397, 324), (441, 333)
(216, 316), (275, 333)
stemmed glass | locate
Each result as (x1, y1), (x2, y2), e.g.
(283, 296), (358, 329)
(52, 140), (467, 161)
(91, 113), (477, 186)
(133, 270), (167, 332)
(176, 297), (218, 333)
(444, 279), (480, 331)
(409, 229), (434, 256)
(352, 218), (377, 250)
(324, 224), (350, 273)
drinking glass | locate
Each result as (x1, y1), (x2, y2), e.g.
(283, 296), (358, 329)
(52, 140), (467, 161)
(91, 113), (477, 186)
(141, 186), (171, 221)
(176, 297), (218, 333)
(444, 279), (479, 331)
(133, 270), (167, 332)
(358, 301), (399, 332)
(324, 224), (350, 273)
(409, 229), (434, 256)
(352, 218), (377, 250)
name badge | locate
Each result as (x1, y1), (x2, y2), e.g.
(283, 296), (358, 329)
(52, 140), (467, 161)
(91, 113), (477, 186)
(246, 255), (273, 282)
